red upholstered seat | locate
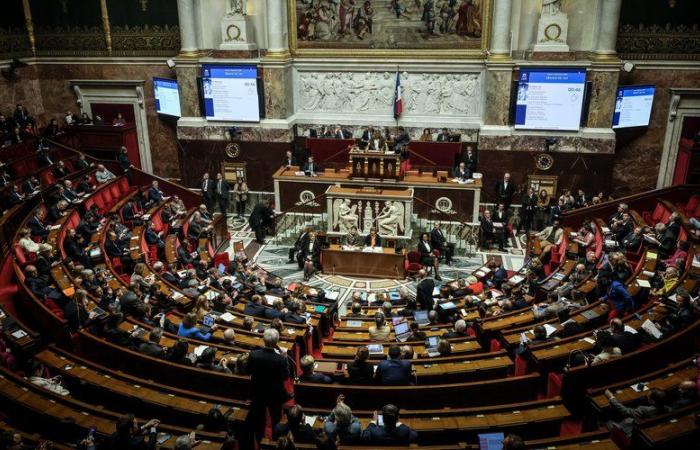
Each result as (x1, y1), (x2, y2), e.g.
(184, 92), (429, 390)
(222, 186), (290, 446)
(405, 251), (422, 277)
(101, 188), (113, 209)
(489, 339), (501, 352)
(514, 354), (529, 376)
(110, 184), (121, 202)
(546, 372), (563, 398)
(14, 244), (27, 266)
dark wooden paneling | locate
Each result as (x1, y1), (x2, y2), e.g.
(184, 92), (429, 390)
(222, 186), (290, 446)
(177, 140), (292, 191)
(476, 150), (616, 203)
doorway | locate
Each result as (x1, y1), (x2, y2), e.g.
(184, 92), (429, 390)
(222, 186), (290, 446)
(657, 88), (700, 188)
(70, 80), (153, 173)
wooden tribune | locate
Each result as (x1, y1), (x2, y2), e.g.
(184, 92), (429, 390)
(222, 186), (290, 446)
(350, 148), (401, 181)
(321, 244), (406, 279)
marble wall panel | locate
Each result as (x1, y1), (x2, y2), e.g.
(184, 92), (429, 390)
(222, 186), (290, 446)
(587, 70), (620, 129)
(263, 65), (291, 120)
(615, 68), (700, 192)
(483, 68), (512, 126)
(175, 65), (201, 118)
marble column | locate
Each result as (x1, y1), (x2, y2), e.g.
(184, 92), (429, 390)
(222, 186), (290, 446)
(593, 0), (622, 58)
(489, 0), (514, 60)
(586, 69), (620, 129)
(175, 65), (201, 118)
(263, 63), (292, 119)
(483, 63), (514, 126)
(177, 0), (198, 54)
(265, 0), (289, 56)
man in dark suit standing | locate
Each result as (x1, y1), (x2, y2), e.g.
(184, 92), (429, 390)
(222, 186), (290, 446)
(281, 150), (297, 168)
(460, 145), (478, 173)
(246, 328), (289, 443)
(361, 125), (375, 145)
(201, 172), (215, 212)
(415, 269), (435, 311)
(364, 227), (382, 248)
(518, 187), (538, 234)
(436, 128), (450, 142)
(249, 200), (274, 244)
(430, 222), (453, 266)
(495, 172), (515, 210)
(214, 172), (229, 217)
(480, 209), (505, 251)
(288, 226), (311, 266)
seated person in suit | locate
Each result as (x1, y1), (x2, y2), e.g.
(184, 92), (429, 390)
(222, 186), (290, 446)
(364, 227), (382, 248)
(299, 355), (332, 384)
(148, 180), (165, 203)
(393, 127), (410, 160)
(27, 210), (49, 240)
(281, 150), (297, 168)
(145, 222), (165, 258)
(301, 231), (321, 282)
(347, 346), (374, 385)
(362, 404), (418, 445)
(534, 219), (564, 260)
(272, 405), (317, 443)
(436, 127), (450, 142)
(442, 319), (469, 339)
(417, 232), (441, 281)
(243, 294), (266, 318)
(121, 200), (142, 225)
(430, 222), (453, 265)
(176, 242), (198, 267)
(452, 161), (471, 181)
(303, 156), (319, 176)
(374, 345), (412, 386)
(480, 209), (506, 252)
(343, 225), (362, 247)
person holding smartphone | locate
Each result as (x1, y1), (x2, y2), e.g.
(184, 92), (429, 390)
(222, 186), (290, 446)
(362, 404), (417, 445)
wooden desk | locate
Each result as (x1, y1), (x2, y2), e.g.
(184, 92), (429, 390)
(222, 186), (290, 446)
(322, 244), (406, 279)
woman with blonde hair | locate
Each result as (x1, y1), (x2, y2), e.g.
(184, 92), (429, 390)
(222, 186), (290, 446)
(194, 295), (212, 322)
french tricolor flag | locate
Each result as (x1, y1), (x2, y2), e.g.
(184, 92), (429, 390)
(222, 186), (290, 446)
(393, 71), (403, 119)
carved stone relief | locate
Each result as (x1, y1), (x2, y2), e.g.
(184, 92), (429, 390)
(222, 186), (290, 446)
(295, 71), (482, 118)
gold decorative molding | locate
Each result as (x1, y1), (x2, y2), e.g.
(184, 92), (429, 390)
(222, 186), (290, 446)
(286, 0), (492, 59)
(99, 0), (112, 56)
(617, 23), (700, 61)
(21, 0), (35, 56)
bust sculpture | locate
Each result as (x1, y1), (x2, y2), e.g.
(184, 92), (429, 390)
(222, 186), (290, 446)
(227, 0), (246, 16)
(542, 0), (561, 15)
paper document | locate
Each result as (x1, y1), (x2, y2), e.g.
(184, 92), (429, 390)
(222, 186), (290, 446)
(636, 279), (651, 288)
(641, 319), (662, 339)
(220, 312), (236, 322)
(543, 324), (558, 337)
(193, 345), (209, 357)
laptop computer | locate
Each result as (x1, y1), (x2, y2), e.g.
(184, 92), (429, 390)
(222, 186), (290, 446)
(414, 310), (429, 326)
(199, 315), (216, 334)
(425, 336), (440, 357)
(394, 321), (411, 342)
(478, 432), (505, 450)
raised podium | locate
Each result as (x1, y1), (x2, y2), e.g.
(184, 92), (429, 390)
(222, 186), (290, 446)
(350, 147), (401, 181)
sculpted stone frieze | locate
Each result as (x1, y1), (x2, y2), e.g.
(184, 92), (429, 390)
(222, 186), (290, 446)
(296, 71), (482, 117)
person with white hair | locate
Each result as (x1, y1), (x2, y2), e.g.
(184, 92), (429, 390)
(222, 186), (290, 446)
(174, 431), (198, 450)
(442, 319), (468, 339)
(246, 327), (289, 441)
(324, 394), (362, 442)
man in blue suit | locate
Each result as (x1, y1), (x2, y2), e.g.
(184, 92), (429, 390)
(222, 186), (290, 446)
(148, 180), (165, 203)
(374, 345), (412, 385)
